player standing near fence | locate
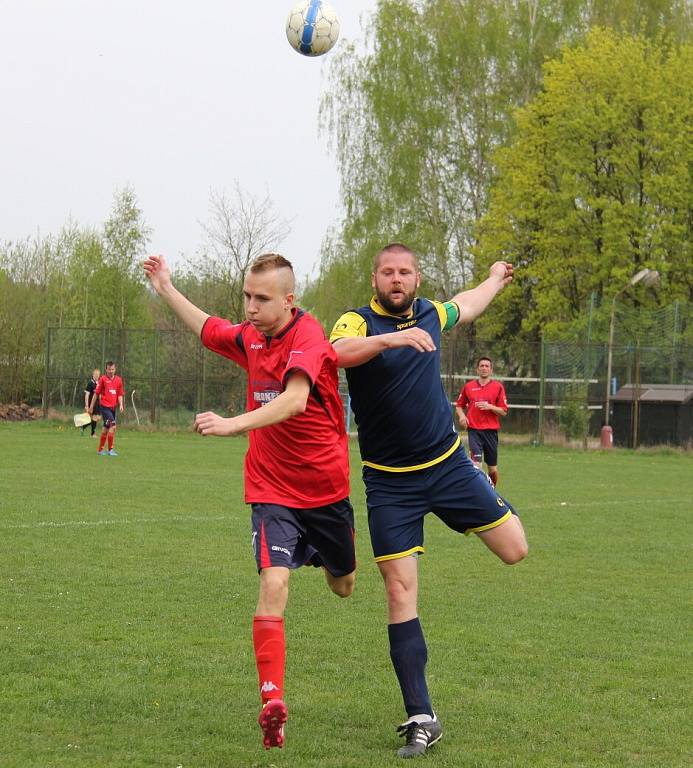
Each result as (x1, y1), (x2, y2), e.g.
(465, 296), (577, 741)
(455, 357), (508, 486)
(330, 242), (527, 759)
(91, 362), (124, 456)
(143, 252), (355, 751)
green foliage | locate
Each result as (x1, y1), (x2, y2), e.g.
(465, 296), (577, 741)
(310, 0), (691, 329)
(0, 189), (152, 402)
(476, 28), (693, 343)
(101, 187), (152, 328)
(557, 380), (591, 439)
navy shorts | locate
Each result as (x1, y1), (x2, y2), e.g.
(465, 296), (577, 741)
(251, 499), (356, 577)
(363, 446), (515, 562)
(468, 429), (499, 466)
(100, 407), (117, 428)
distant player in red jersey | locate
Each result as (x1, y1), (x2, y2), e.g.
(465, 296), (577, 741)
(91, 362), (124, 456)
(144, 252), (355, 751)
(455, 356), (508, 486)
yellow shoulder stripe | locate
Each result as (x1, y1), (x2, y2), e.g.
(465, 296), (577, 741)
(330, 311), (367, 342)
(431, 300), (448, 330)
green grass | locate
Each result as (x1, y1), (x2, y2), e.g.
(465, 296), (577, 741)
(0, 421), (691, 767)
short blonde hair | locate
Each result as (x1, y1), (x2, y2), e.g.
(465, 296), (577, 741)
(250, 253), (295, 292)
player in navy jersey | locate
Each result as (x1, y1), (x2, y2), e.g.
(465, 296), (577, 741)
(82, 368), (100, 437)
(144, 252), (355, 751)
(330, 243), (527, 758)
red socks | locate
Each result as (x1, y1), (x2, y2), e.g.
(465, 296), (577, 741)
(107, 433), (114, 451)
(253, 615), (285, 704)
(98, 433), (107, 452)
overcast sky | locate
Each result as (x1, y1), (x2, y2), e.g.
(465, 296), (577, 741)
(0, 0), (376, 282)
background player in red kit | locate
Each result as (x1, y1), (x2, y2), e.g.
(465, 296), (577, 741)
(455, 356), (508, 486)
(91, 361), (124, 456)
(144, 252), (355, 751)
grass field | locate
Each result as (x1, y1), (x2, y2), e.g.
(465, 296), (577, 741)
(0, 421), (691, 768)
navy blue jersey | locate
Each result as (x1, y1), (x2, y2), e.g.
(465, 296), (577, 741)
(331, 297), (459, 471)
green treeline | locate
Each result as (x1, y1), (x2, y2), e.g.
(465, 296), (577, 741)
(2, 1), (692, 404)
(303, 0), (692, 349)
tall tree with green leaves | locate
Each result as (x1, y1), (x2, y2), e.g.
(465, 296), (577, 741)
(102, 187), (152, 328)
(0, 237), (54, 401)
(306, 0), (691, 329)
(475, 29), (692, 343)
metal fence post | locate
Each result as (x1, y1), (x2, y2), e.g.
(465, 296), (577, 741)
(536, 337), (546, 445)
(151, 330), (159, 425)
(42, 326), (51, 418)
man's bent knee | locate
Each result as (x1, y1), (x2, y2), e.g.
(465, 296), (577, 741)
(326, 570), (355, 598)
(500, 540), (528, 565)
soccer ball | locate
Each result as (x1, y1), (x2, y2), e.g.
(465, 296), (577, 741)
(286, 0), (340, 57)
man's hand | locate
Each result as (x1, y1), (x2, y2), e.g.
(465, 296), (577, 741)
(119, 404), (124, 413)
(194, 411), (243, 437)
(455, 407), (468, 430)
(384, 327), (437, 353)
(489, 261), (514, 287)
(143, 255), (173, 294)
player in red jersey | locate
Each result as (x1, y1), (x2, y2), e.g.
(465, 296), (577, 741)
(455, 356), (508, 486)
(144, 252), (355, 750)
(91, 361), (124, 456)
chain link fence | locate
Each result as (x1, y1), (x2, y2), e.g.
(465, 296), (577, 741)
(9, 324), (691, 446)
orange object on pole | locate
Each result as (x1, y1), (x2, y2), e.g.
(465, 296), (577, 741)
(600, 424), (613, 449)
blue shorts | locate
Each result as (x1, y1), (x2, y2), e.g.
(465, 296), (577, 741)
(363, 446), (515, 562)
(468, 429), (499, 466)
(100, 407), (117, 428)
(251, 500), (356, 576)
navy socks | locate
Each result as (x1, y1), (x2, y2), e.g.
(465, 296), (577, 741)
(388, 617), (433, 717)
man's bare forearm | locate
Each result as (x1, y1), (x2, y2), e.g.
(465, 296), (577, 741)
(452, 275), (506, 324)
(156, 283), (210, 337)
(332, 337), (391, 368)
(333, 327), (436, 368)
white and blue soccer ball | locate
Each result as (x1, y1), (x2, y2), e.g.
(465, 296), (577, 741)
(286, 0), (340, 57)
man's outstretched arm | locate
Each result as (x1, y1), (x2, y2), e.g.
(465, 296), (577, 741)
(144, 254), (209, 336)
(193, 373), (311, 437)
(450, 261), (514, 325)
(332, 328), (437, 368)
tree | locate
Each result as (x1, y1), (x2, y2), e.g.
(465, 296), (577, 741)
(180, 182), (291, 323)
(475, 29), (692, 343)
(102, 187), (152, 328)
(0, 238), (52, 401)
(307, 0), (691, 328)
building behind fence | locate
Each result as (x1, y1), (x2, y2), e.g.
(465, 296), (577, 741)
(1, 324), (690, 447)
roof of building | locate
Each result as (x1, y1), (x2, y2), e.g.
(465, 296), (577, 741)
(613, 384), (693, 404)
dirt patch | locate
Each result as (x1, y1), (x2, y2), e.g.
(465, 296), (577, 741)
(0, 403), (39, 421)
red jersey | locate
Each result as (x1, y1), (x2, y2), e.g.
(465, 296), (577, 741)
(95, 375), (124, 409)
(456, 379), (507, 430)
(201, 309), (349, 508)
